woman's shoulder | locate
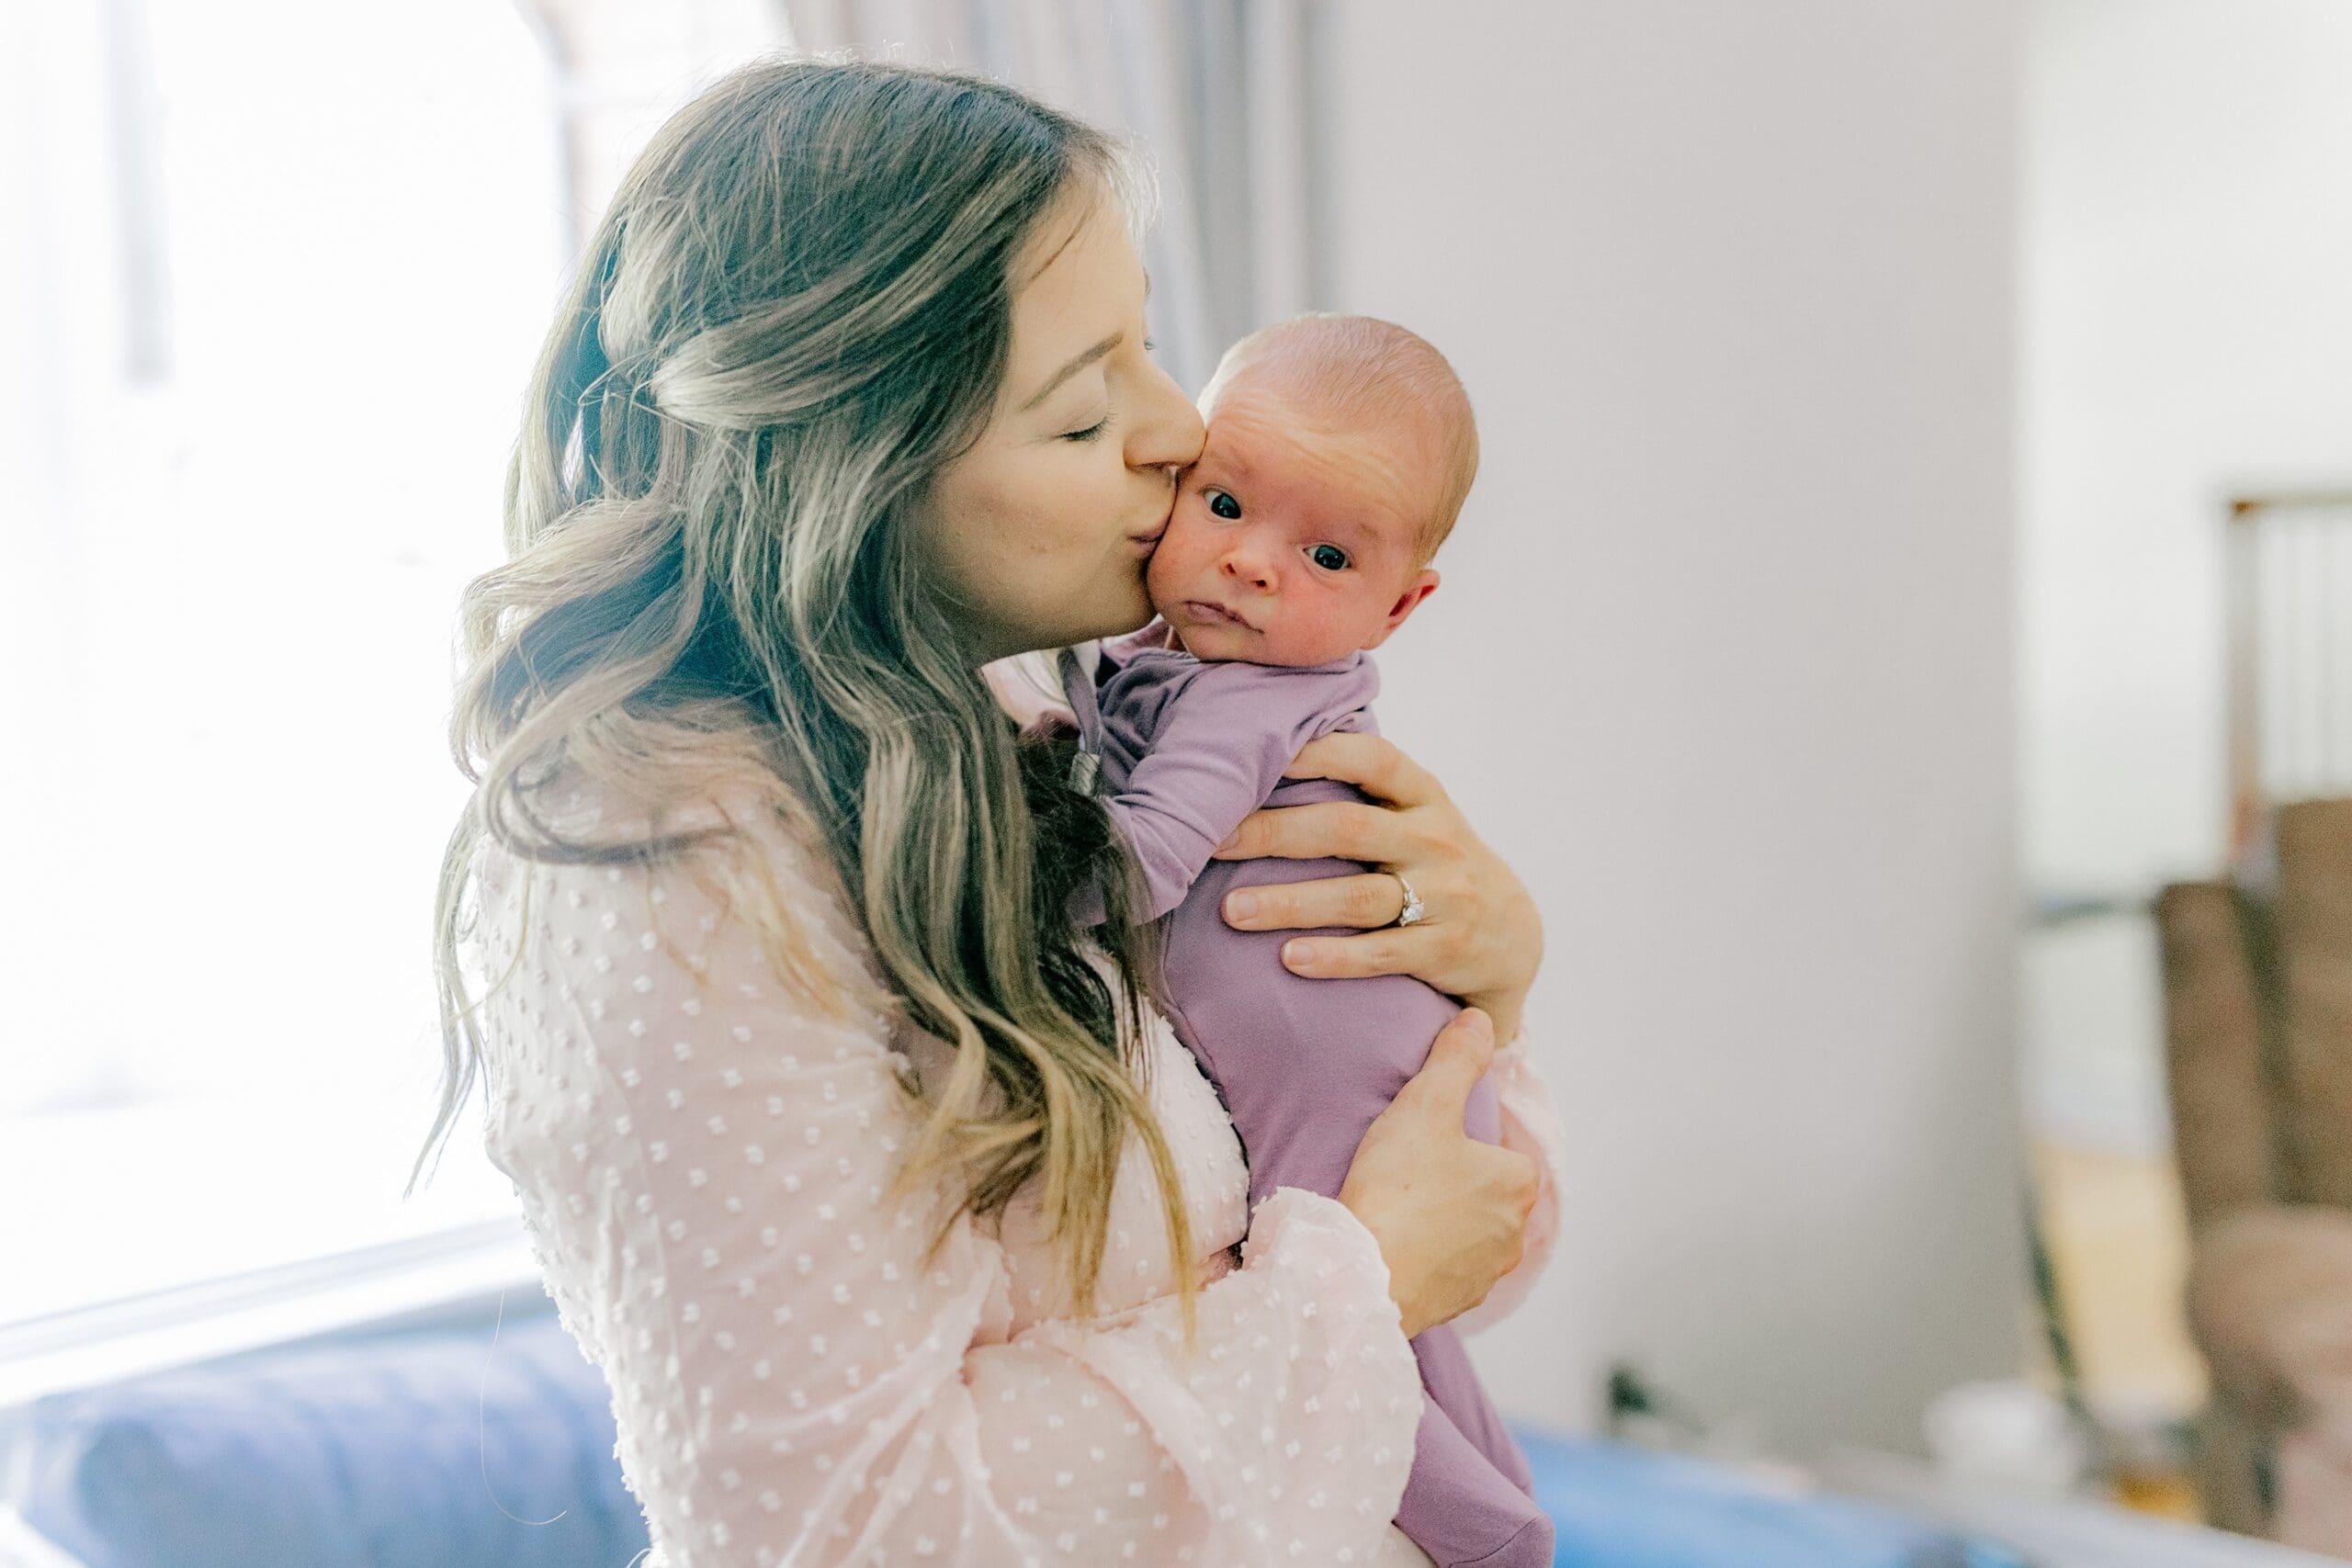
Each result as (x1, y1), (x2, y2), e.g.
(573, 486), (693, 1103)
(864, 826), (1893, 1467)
(468, 771), (894, 1033)
(473, 771), (821, 893)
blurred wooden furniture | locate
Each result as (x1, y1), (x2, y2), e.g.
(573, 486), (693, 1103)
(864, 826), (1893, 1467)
(2156, 799), (2352, 1556)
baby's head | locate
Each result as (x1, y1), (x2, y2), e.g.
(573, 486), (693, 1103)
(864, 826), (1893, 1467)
(1146, 314), (1477, 665)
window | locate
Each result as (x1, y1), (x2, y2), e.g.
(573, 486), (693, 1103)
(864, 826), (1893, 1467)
(3, 0), (573, 1362)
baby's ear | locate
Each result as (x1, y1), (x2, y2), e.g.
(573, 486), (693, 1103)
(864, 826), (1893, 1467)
(1364, 569), (1440, 649)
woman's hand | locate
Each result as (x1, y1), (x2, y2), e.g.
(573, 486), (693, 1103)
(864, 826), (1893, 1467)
(1210, 731), (1544, 1043)
(1339, 1009), (1538, 1338)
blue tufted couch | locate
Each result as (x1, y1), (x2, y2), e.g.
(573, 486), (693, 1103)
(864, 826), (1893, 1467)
(5, 1303), (2026, 1568)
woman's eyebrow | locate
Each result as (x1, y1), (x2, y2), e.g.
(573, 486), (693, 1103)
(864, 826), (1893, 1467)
(1020, 333), (1123, 412)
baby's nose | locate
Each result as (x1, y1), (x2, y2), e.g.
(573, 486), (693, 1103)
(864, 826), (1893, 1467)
(1221, 550), (1275, 590)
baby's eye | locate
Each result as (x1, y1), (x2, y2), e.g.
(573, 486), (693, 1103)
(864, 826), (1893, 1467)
(1204, 490), (1242, 521)
(1309, 544), (1351, 571)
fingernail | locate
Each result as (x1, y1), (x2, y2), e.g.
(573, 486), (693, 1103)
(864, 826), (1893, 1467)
(1462, 1009), (1493, 1041)
(1226, 891), (1259, 922)
(1283, 940), (1320, 970)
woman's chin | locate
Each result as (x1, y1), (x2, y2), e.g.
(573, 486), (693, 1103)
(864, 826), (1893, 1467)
(1110, 581), (1166, 634)
(1074, 584), (1159, 645)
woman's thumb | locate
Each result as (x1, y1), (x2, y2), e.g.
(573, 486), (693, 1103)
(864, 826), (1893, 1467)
(1408, 1007), (1496, 1114)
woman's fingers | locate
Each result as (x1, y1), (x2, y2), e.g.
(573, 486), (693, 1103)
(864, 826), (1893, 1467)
(1222, 872), (1406, 931)
(1338, 1006), (1529, 1337)
(1278, 926), (1443, 980)
(1209, 799), (1412, 863)
(1279, 731), (1446, 808)
(1208, 729), (1541, 1036)
(1396, 1007), (1496, 1116)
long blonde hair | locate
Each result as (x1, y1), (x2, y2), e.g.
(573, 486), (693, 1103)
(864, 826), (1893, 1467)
(415, 55), (1194, 1327)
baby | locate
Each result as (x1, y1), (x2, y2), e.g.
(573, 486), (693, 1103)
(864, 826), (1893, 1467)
(1059, 314), (1553, 1568)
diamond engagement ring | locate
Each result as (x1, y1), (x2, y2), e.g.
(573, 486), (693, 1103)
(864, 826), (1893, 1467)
(1392, 871), (1427, 928)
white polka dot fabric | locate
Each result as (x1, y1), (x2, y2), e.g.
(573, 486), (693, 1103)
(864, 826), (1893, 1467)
(465, 783), (1565, 1567)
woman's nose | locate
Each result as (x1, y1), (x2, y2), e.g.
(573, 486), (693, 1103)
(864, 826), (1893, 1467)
(1127, 355), (1205, 471)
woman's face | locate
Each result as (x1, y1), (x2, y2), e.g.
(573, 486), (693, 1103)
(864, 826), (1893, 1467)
(916, 188), (1206, 664)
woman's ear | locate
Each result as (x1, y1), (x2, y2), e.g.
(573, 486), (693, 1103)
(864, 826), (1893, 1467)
(1363, 569), (1440, 649)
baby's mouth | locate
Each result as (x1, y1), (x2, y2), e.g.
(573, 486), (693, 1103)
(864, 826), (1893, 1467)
(1181, 599), (1254, 630)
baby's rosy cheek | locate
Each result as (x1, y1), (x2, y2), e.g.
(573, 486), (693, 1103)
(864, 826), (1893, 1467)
(1144, 542), (1184, 597)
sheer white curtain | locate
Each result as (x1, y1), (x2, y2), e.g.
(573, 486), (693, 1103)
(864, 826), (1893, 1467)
(515, 0), (789, 236)
(1, 0), (568, 1131)
(780, 0), (1329, 395)
(4, 0), (624, 1342)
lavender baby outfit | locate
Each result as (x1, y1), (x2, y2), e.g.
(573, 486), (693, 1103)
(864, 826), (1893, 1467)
(1059, 620), (1554, 1568)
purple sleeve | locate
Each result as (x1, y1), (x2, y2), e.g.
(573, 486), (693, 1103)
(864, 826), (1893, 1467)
(1102, 661), (1373, 922)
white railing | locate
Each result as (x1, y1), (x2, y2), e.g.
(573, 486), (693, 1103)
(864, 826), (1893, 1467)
(2227, 490), (2352, 866)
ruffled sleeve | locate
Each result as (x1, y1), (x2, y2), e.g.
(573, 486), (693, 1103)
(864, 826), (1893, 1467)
(469, 798), (1425, 1567)
(1449, 1025), (1569, 1337)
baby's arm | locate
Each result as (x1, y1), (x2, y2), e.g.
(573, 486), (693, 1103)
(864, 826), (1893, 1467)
(1097, 662), (1364, 922)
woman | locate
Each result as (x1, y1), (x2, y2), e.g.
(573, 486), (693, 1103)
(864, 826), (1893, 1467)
(420, 56), (1565, 1567)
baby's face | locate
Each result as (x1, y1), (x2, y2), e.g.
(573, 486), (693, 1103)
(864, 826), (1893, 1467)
(1145, 381), (1440, 666)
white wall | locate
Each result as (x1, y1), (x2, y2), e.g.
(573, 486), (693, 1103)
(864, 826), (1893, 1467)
(1321, 1), (2027, 1455)
(2022, 0), (2352, 899)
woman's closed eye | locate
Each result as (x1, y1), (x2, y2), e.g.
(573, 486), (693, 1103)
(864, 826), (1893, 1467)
(1057, 336), (1159, 443)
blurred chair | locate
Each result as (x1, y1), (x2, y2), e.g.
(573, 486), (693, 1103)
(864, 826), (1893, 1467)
(2157, 798), (2352, 1556)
